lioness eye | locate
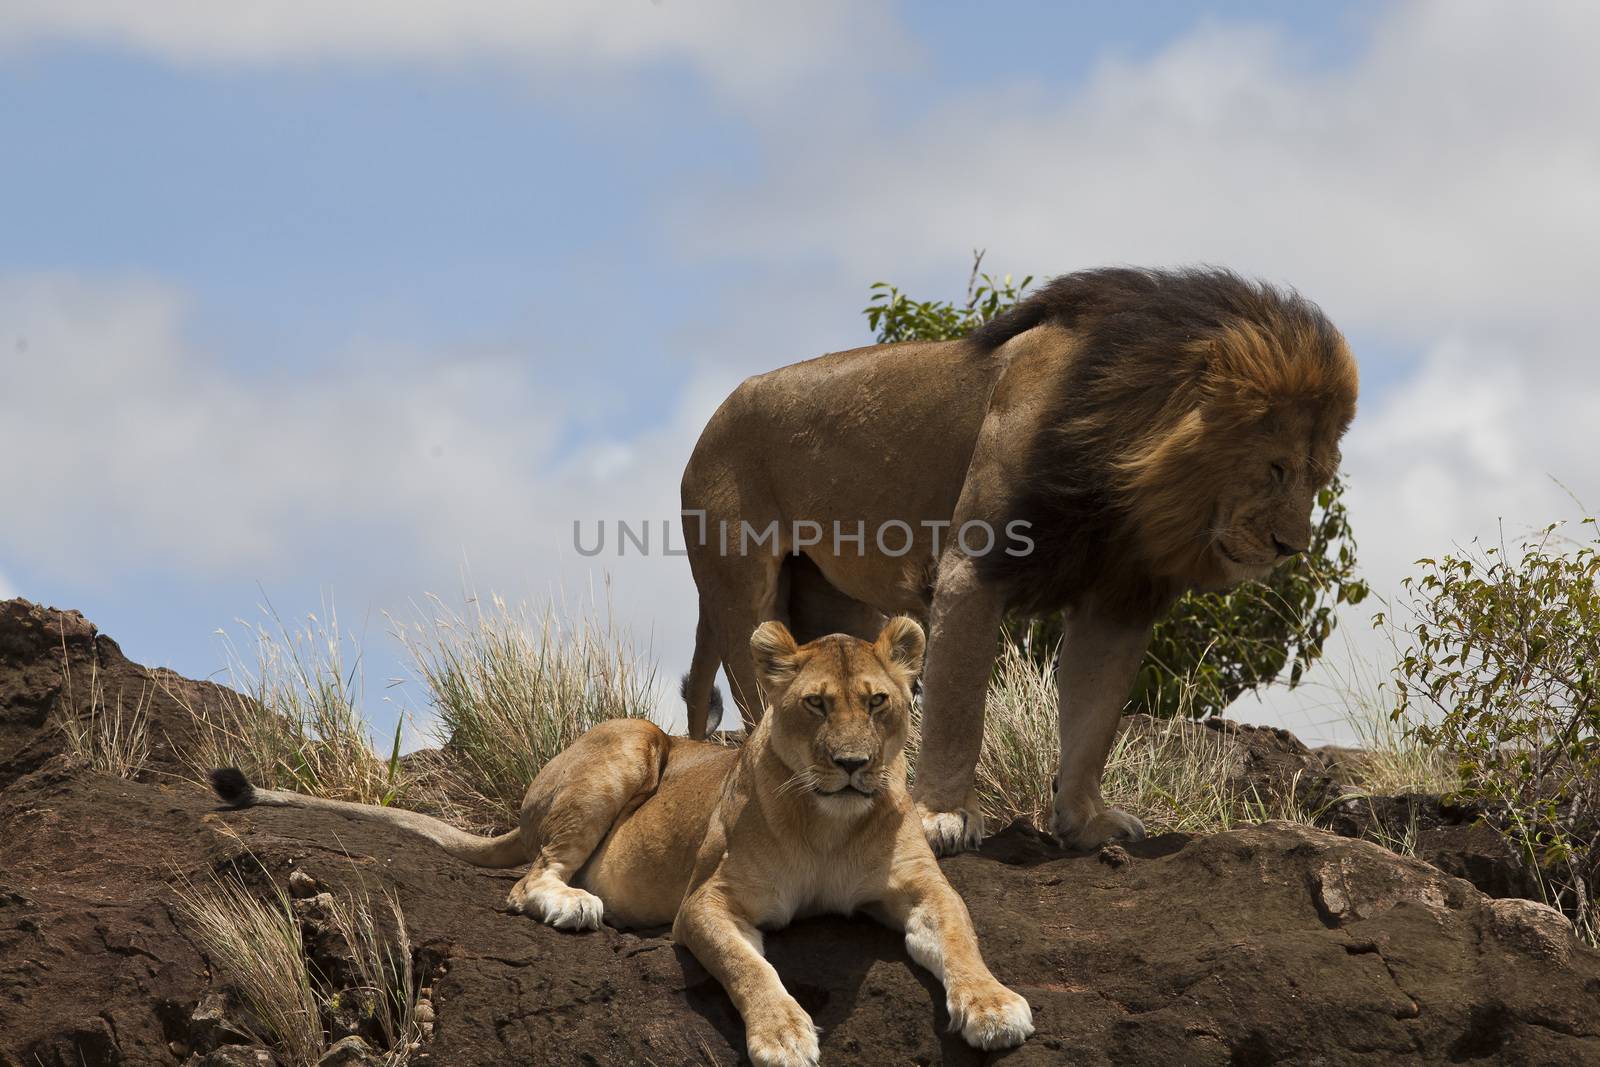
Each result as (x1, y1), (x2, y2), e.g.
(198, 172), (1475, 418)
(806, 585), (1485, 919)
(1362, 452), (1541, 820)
(1270, 462), (1287, 484)
(803, 694), (825, 712)
(869, 693), (887, 708)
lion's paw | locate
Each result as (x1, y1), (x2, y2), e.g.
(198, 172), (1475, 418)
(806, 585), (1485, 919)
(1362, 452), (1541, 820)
(1050, 804), (1146, 851)
(744, 997), (820, 1067)
(948, 983), (1034, 1051)
(508, 882), (604, 931)
(918, 802), (986, 857)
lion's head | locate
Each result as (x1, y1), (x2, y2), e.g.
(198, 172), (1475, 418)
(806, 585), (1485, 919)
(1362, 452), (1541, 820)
(970, 267), (1359, 621)
(747, 617), (925, 814)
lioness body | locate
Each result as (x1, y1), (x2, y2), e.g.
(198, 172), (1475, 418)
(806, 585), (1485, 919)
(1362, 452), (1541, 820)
(212, 619), (1032, 1067)
(526, 722), (730, 928)
(680, 267), (1358, 855)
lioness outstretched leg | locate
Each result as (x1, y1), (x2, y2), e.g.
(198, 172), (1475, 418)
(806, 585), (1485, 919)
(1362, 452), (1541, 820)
(874, 843), (1033, 1051)
(674, 889), (820, 1067)
(507, 719), (667, 931)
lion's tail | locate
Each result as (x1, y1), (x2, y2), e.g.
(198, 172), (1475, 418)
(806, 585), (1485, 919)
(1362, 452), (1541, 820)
(681, 605), (724, 739)
(208, 768), (526, 868)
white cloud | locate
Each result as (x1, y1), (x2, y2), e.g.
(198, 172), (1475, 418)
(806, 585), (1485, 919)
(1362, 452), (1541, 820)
(0, 0), (907, 101)
(681, 2), (1600, 347)
(1, 275), (555, 572)
(0, 274), (670, 674)
(0, 269), (865, 730)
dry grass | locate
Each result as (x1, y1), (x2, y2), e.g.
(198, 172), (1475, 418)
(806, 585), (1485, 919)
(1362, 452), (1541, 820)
(57, 635), (151, 779)
(155, 590), (654, 833)
(173, 873), (324, 1066)
(395, 593), (656, 831)
(173, 865), (422, 1067)
(1342, 702), (1460, 797)
(319, 879), (421, 1063)
(165, 601), (407, 805)
(963, 640), (1057, 829)
(956, 641), (1322, 836)
(1105, 724), (1316, 834)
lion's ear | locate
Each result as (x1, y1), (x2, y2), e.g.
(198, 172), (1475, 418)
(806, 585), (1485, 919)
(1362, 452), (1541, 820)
(750, 621), (801, 691)
(874, 616), (925, 679)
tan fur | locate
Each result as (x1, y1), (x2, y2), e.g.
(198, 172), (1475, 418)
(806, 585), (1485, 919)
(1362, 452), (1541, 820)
(214, 619), (1031, 1067)
(679, 268), (1358, 855)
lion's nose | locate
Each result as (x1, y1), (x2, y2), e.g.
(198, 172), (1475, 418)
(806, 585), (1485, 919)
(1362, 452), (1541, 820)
(1271, 535), (1304, 558)
(833, 755), (869, 774)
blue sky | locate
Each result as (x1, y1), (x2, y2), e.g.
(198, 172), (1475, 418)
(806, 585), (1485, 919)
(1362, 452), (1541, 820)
(2, 1), (1596, 745)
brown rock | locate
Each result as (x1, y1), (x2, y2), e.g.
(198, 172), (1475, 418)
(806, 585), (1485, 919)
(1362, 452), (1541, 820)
(190, 1047), (277, 1067)
(1097, 842), (1131, 869)
(4, 600), (1600, 1066)
(188, 991), (251, 1053)
(317, 1036), (378, 1066)
(1484, 896), (1576, 964)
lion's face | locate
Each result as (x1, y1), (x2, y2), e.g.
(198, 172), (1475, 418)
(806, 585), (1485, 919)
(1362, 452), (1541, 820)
(1206, 406), (1335, 583)
(1121, 349), (1357, 595)
(749, 617), (925, 815)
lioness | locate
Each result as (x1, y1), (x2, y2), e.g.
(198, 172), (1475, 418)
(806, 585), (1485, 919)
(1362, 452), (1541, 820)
(209, 617), (1032, 1067)
(680, 267), (1358, 855)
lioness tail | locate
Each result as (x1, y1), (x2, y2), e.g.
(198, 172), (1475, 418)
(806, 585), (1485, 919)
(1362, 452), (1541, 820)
(209, 767), (256, 806)
(207, 767), (526, 868)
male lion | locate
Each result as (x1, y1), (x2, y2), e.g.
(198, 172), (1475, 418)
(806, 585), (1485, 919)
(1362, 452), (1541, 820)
(209, 618), (1033, 1067)
(680, 267), (1358, 855)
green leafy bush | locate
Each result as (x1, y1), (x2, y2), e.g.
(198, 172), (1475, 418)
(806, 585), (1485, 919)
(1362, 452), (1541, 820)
(1381, 520), (1600, 942)
(864, 252), (1031, 343)
(864, 256), (1366, 719)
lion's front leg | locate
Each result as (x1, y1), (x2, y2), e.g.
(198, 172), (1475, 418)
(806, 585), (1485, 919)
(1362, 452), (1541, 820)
(1052, 606), (1152, 849)
(913, 553), (1004, 856)
(673, 890), (818, 1067)
(875, 851), (1033, 1051)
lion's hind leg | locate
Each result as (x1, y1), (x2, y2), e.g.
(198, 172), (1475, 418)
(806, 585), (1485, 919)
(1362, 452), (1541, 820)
(507, 719), (668, 931)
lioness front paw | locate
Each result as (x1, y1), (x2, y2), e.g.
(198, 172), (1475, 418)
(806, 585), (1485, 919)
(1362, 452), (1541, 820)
(744, 997), (820, 1067)
(507, 882), (604, 931)
(1050, 803), (1145, 851)
(948, 983), (1034, 1051)
(917, 801), (986, 856)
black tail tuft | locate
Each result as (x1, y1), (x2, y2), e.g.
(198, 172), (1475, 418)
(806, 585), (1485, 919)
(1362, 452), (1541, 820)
(680, 673), (724, 734)
(209, 767), (257, 807)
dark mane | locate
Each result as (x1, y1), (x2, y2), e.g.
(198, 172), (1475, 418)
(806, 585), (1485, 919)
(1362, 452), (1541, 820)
(969, 267), (1353, 622)
(968, 266), (1326, 355)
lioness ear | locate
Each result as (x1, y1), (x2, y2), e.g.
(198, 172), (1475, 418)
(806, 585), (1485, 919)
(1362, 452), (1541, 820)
(874, 616), (925, 679)
(749, 621), (800, 691)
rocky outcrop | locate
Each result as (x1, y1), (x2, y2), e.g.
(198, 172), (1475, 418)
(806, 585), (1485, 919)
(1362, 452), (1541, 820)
(3, 600), (1599, 1066)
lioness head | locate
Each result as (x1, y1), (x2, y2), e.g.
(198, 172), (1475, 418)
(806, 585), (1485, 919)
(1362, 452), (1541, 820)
(748, 617), (925, 813)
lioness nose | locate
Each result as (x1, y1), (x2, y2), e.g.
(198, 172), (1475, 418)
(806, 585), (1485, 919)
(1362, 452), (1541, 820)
(1271, 535), (1303, 558)
(833, 755), (869, 773)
